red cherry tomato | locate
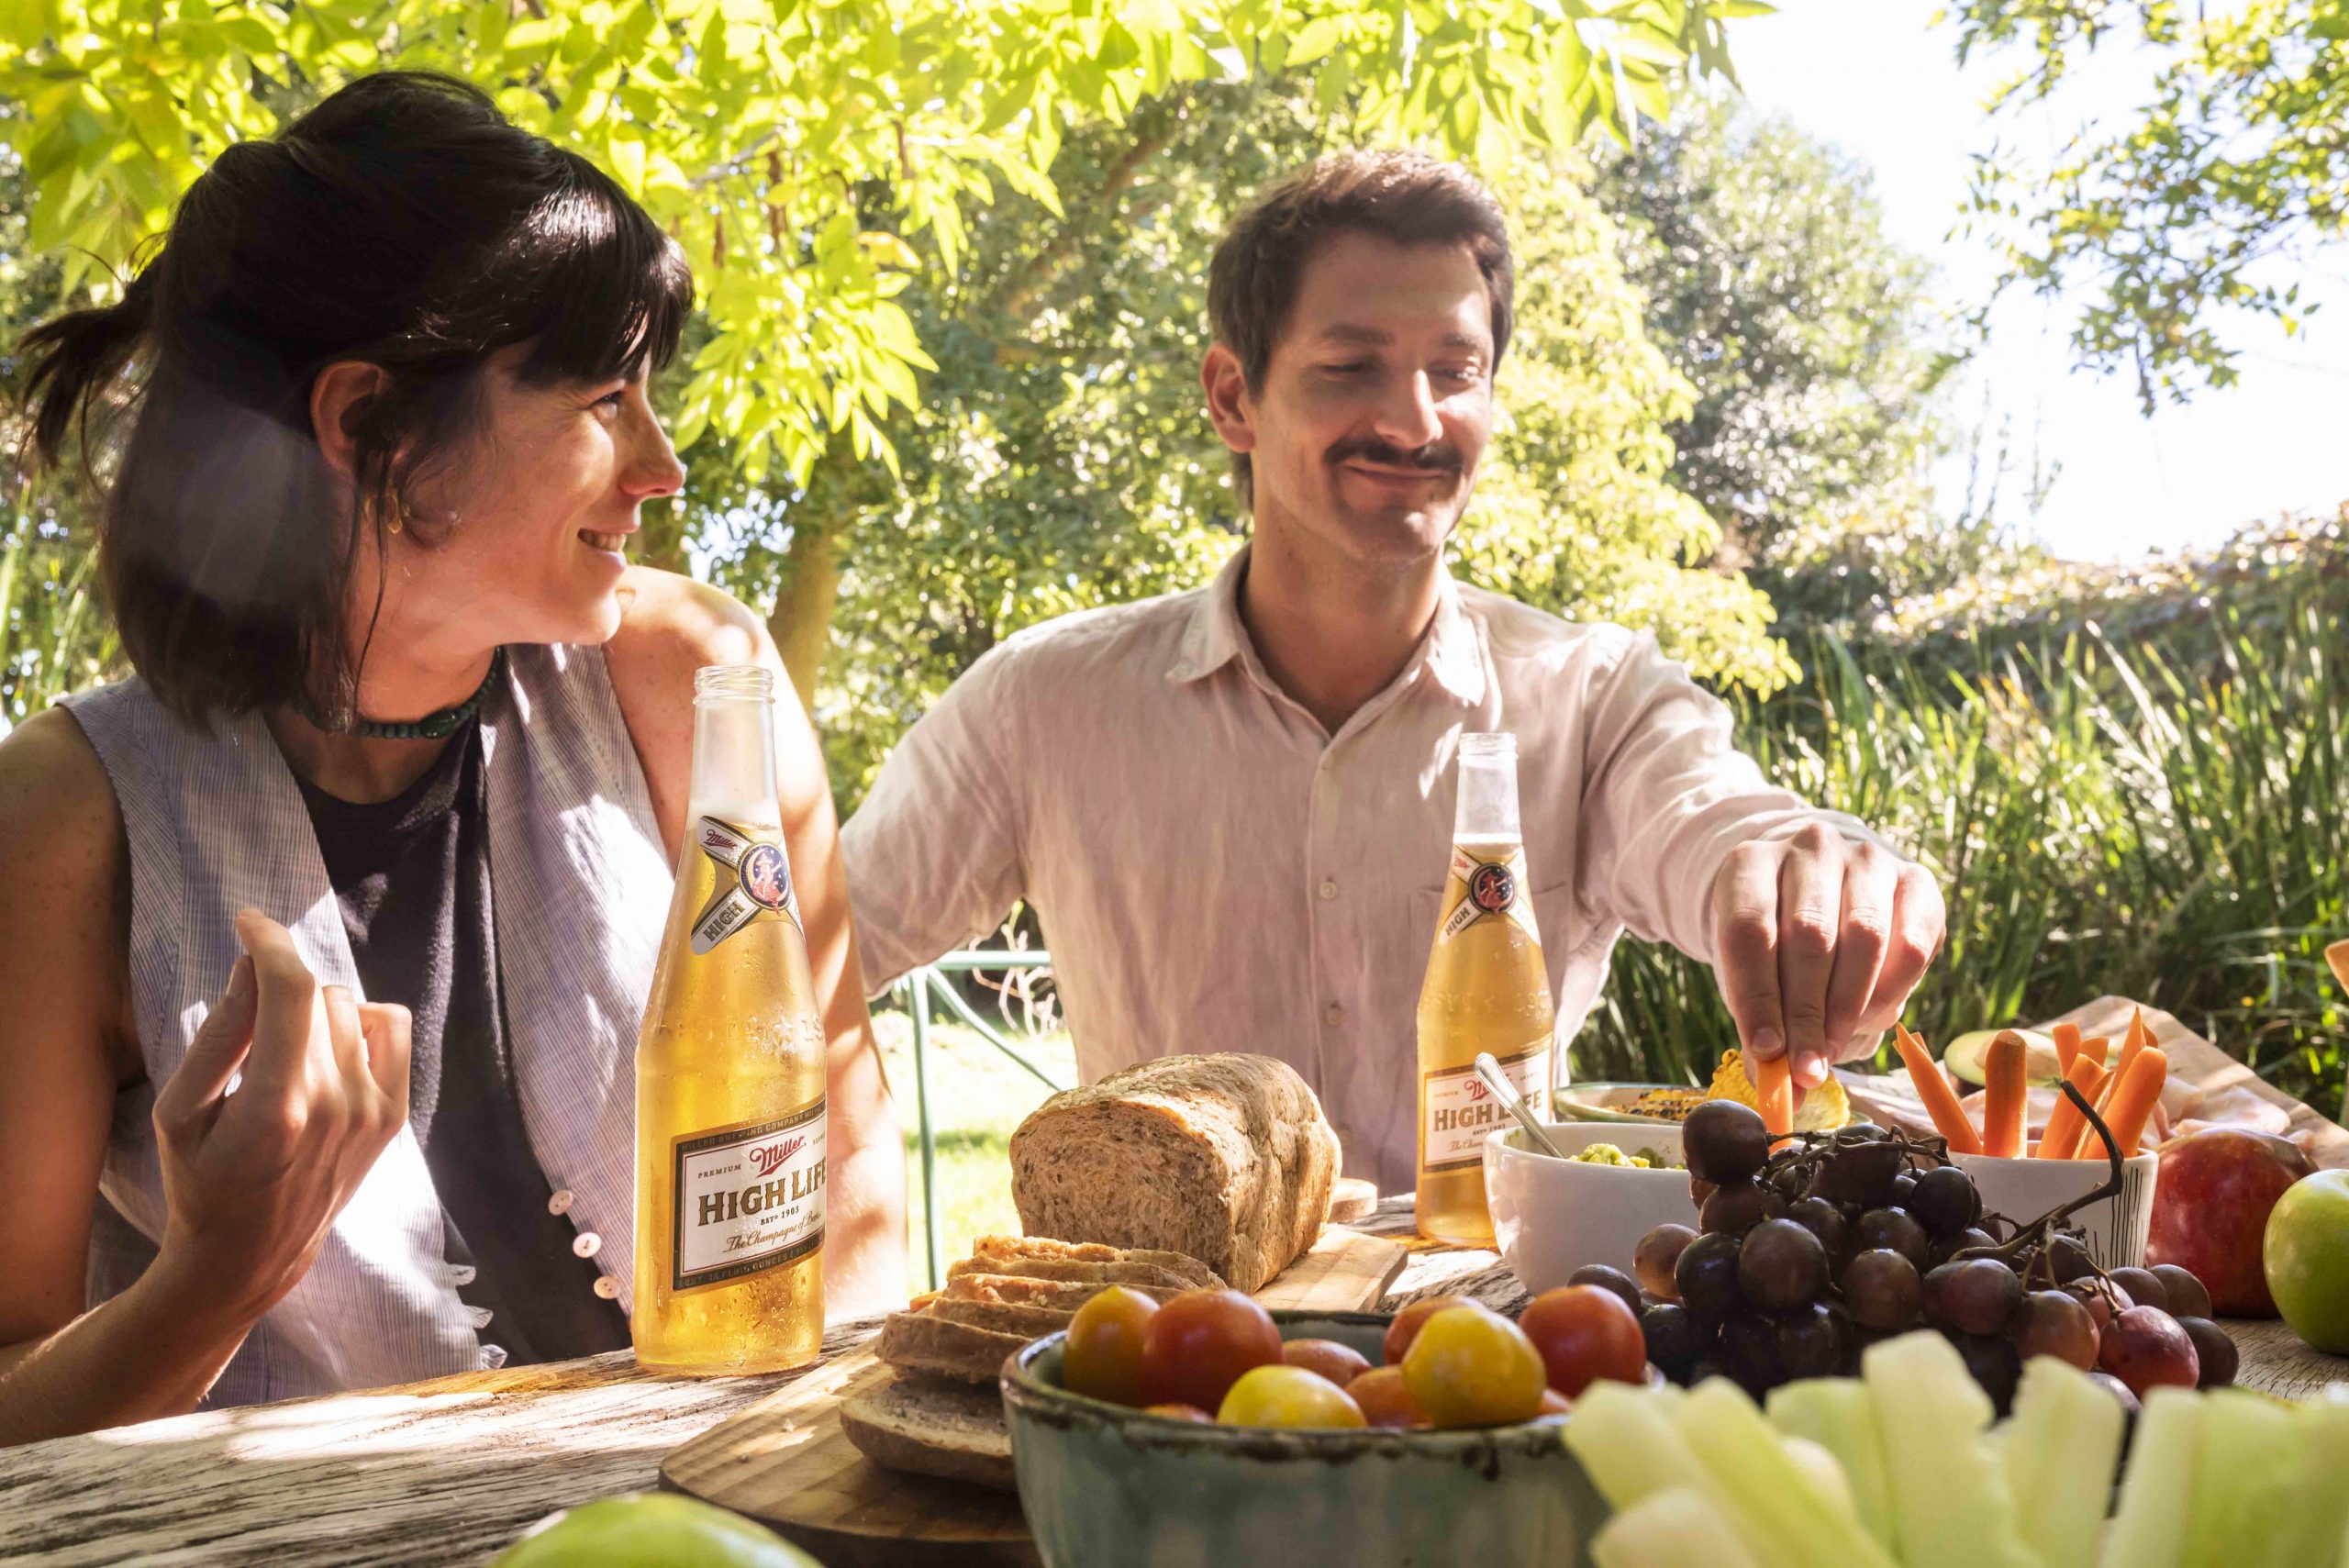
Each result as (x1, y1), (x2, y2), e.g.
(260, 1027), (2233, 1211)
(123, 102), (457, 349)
(1383, 1294), (1477, 1364)
(1141, 1289), (1284, 1411)
(1518, 1284), (1648, 1398)
(1346, 1365), (1427, 1429)
(1282, 1338), (1373, 1388)
(1063, 1285), (1160, 1407)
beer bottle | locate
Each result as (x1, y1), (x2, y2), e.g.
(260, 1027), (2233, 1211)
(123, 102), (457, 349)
(1414, 731), (1556, 1246)
(633, 664), (827, 1374)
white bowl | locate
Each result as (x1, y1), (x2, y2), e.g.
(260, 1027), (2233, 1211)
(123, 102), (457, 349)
(1484, 1123), (1698, 1295)
(1953, 1151), (2159, 1269)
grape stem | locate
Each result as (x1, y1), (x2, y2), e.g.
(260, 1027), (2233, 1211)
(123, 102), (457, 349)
(1954, 1081), (2126, 1278)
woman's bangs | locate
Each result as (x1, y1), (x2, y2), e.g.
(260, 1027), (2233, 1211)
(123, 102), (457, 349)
(512, 159), (694, 386)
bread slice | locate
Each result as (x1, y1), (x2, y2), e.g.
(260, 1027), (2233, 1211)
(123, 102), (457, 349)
(945, 1254), (1199, 1293)
(840, 1375), (1015, 1491)
(926, 1296), (1074, 1340)
(1010, 1051), (1341, 1292)
(943, 1272), (1187, 1309)
(968, 1233), (1225, 1289)
(876, 1310), (1033, 1385)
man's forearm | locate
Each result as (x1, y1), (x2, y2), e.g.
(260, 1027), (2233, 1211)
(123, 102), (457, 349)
(0, 1249), (262, 1447)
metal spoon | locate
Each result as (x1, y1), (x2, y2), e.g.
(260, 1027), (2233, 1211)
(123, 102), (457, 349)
(1476, 1051), (1571, 1161)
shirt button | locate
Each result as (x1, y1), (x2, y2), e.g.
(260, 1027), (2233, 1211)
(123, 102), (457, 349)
(594, 1275), (621, 1301)
(1324, 1002), (1343, 1027)
(1318, 879), (1338, 901)
(547, 1188), (575, 1217)
(573, 1231), (602, 1259)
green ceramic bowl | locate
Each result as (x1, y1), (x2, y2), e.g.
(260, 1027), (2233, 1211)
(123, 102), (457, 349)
(999, 1310), (1608, 1568)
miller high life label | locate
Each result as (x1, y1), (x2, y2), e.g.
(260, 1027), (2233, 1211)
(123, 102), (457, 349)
(1438, 843), (1537, 942)
(689, 815), (802, 954)
(671, 1097), (828, 1292)
(1420, 1041), (1550, 1174)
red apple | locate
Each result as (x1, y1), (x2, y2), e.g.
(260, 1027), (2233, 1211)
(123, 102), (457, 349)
(2144, 1128), (2317, 1316)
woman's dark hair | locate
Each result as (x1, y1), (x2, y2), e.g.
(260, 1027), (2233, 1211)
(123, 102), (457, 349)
(18, 71), (693, 726)
(1208, 150), (1513, 510)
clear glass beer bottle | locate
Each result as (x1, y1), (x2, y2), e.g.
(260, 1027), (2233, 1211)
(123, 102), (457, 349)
(632, 664), (827, 1373)
(1414, 731), (1555, 1246)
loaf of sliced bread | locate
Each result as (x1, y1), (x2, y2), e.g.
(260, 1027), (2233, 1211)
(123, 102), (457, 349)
(840, 1375), (1015, 1490)
(1009, 1051), (1340, 1292)
(967, 1233), (1225, 1289)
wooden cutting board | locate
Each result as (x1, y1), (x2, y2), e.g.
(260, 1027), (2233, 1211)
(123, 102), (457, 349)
(660, 1225), (1408, 1566)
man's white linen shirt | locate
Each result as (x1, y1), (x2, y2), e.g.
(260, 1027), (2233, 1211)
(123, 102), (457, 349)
(842, 545), (1892, 1194)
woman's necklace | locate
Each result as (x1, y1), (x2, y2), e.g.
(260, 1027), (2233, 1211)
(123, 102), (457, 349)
(336, 647), (507, 740)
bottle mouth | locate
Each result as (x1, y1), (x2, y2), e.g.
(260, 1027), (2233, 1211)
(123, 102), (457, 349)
(695, 664), (774, 700)
(1459, 730), (1517, 759)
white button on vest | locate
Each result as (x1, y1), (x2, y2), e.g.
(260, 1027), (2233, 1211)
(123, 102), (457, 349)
(573, 1231), (602, 1259)
(547, 1188), (575, 1216)
(593, 1275), (620, 1300)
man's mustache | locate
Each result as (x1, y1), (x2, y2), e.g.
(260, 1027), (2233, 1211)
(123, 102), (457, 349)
(1326, 437), (1463, 475)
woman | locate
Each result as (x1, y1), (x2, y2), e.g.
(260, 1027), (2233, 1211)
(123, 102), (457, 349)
(0, 72), (906, 1443)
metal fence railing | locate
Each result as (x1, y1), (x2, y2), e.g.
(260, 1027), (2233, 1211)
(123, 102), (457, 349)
(891, 951), (1063, 1289)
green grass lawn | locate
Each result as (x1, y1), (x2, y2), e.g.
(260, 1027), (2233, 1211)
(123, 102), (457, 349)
(872, 1007), (1076, 1290)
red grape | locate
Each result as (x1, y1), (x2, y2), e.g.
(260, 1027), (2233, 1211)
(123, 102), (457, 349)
(2150, 1265), (2212, 1321)
(1842, 1249), (1923, 1331)
(2099, 1306), (2200, 1397)
(2177, 1317), (2238, 1387)
(1922, 1259), (2022, 1336)
(2108, 1267), (2170, 1314)
(1636, 1225), (1697, 1301)
(2011, 1290), (2099, 1371)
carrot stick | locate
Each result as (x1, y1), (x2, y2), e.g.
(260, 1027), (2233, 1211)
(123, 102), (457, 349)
(1894, 1024), (1984, 1155)
(2076, 1035), (2110, 1070)
(2052, 1021), (2082, 1078)
(1983, 1029), (2028, 1158)
(2033, 1057), (2110, 1160)
(2092, 1045), (2169, 1159)
(2125, 1006), (2154, 1056)
(1753, 1049), (1794, 1139)
(2093, 1036), (2147, 1125)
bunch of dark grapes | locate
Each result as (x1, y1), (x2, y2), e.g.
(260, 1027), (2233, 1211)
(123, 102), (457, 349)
(1628, 1101), (2238, 1415)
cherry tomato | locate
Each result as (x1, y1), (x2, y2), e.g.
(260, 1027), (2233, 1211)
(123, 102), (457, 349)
(1216, 1365), (1367, 1429)
(1142, 1403), (1214, 1423)
(1282, 1338), (1373, 1388)
(1345, 1365), (1427, 1429)
(1518, 1284), (1648, 1398)
(1400, 1304), (1546, 1428)
(1383, 1294), (1477, 1364)
(1063, 1285), (1160, 1407)
(1141, 1288), (1284, 1411)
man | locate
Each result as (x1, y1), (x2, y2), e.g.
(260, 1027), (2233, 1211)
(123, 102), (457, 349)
(842, 151), (1944, 1193)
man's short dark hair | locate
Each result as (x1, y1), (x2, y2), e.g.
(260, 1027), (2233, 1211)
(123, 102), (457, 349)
(1207, 150), (1514, 510)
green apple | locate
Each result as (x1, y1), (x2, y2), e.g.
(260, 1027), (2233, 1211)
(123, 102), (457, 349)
(2265, 1170), (2349, 1354)
(489, 1495), (825, 1568)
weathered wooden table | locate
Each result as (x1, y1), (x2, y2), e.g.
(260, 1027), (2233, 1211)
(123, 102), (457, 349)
(6, 998), (2344, 1565)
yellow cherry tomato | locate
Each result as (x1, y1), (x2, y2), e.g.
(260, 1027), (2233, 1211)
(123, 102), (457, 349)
(1215, 1364), (1368, 1429)
(1399, 1304), (1546, 1428)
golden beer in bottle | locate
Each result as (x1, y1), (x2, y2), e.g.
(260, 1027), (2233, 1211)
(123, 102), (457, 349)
(633, 664), (827, 1374)
(1415, 731), (1555, 1246)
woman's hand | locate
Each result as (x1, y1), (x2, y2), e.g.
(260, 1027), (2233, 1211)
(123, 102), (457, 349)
(150, 909), (412, 1319)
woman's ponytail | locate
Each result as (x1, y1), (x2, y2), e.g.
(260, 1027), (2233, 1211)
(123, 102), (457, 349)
(19, 264), (157, 467)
